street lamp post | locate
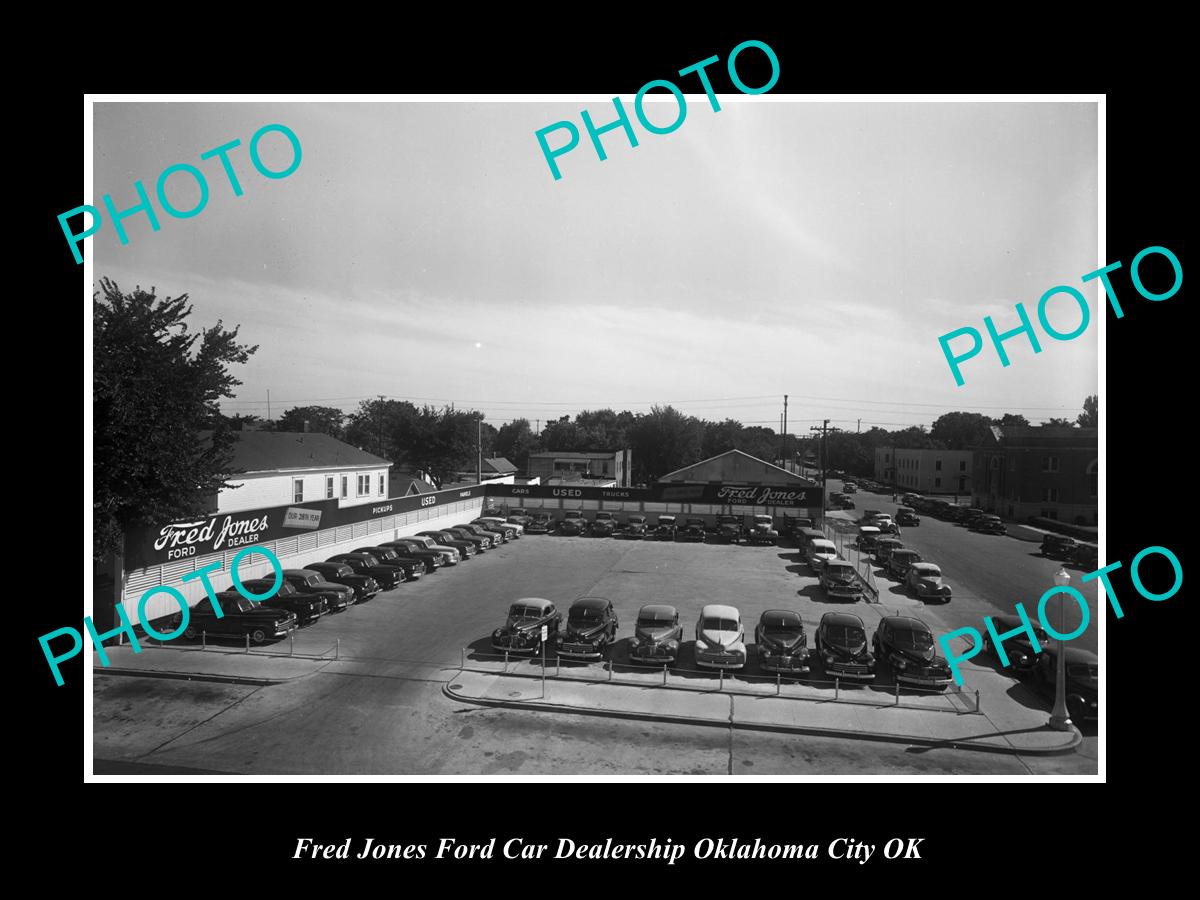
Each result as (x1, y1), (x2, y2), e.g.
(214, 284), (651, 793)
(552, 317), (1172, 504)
(1048, 567), (1074, 731)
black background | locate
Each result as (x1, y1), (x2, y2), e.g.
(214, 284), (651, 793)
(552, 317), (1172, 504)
(41, 20), (1187, 884)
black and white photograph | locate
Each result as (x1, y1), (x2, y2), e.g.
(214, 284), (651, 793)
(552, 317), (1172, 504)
(79, 92), (1109, 780)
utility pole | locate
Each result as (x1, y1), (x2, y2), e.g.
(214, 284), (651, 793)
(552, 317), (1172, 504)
(266, 389), (271, 421)
(477, 413), (483, 485)
(783, 394), (788, 466)
(857, 418), (861, 433)
(809, 419), (830, 525)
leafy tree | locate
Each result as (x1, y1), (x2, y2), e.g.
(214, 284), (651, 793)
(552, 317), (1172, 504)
(1077, 394), (1098, 428)
(629, 405), (704, 482)
(1044, 417), (1075, 427)
(495, 418), (540, 472)
(275, 405), (346, 438)
(224, 413), (263, 431)
(931, 411), (993, 449)
(345, 398), (419, 460)
(93, 278), (257, 560)
(996, 413), (1030, 427)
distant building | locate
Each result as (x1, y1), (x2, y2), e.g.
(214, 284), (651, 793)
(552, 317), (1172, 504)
(659, 449), (818, 487)
(527, 449), (631, 486)
(209, 431), (391, 513)
(451, 456), (520, 486)
(874, 448), (972, 495)
(972, 425), (1098, 524)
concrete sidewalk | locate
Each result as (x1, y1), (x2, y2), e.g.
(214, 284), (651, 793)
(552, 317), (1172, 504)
(94, 644), (335, 685)
(444, 668), (1082, 756)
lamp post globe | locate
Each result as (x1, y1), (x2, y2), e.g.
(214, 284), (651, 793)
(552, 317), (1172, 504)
(1049, 566), (1074, 731)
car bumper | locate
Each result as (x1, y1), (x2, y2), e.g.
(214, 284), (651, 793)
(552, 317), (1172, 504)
(915, 588), (952, 601)
(629, 646), (678, 665)
(695, 653), (745, 670)
(823, 664), (875, 681)
(491, 640), (539, 654)
(760, 655), (810, 674)
(557, 644), (604, 660)
(896, 672), (954, 688)
(825, 585), (863, 599)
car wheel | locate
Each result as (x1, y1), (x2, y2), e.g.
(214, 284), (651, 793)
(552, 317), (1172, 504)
(250, 628), (267, 645)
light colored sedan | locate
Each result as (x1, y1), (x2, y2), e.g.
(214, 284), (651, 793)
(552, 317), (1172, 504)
(806, 539), (838, 572)
(694, 604), (746, 670)
(474, 516), (522, 538)
(906, 562), (952, 602)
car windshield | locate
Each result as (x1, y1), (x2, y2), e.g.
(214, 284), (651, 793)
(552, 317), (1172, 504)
(638, 613), (675, 627)
(510, 605), (544, 619)
(761, 612), (801, 629)
(917, 566), (942, 578)
(825, 625), (865, 645)
(569, 608), (603, 622)
(630, 516), (645, 523)
(892, 628), (934, 650)
(702, 617), (738, 631)
(826, 564), (853, 577)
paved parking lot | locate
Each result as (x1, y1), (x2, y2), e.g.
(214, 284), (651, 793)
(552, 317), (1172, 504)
(93, 523), (1097, 774)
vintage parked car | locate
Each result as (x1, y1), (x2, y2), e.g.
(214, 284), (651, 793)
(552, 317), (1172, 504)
(1070, 542), (1098, 570)
(1032, 646), (1098, 722)
(556, 596), (619, 660)
(655, 515), (678, 540)
(901, 493), (922, 506)
(458, 522), (506, 545)
(981, 615), (1052, 671)
(239, 578), (328, 626)
(874, 537), (904, 566)
(679, 518), (707, 542)
(558, 515), (587, 536)
(747, 515), (779, 546)
(715, 514), (744, 543)
(506, 509), (535, 527)
(628, 604), (683, 666)
(589, 512), (617, 537)
(625, 514), (649, 539)
(843, 482), (858, 493)
(886, 548), (923, 581)
(872, 616), (954, 689)
(474, 517), (521, 539)
(814, 612), (875, 680)
(906, 562), (952, 602)
(869, 514), (898, 534)
(417, 530), (478, 559)
(806, 538), (838, 572)
(856, 526), (882, 553)
(326, 552), (404, 589)
(971, 515), (1007, 535)
(694, 604), (747, 670)
(366, 543), (441, 576)
(819, 560), (864, 601)
(383, 537), (453, 569)
(525, 513), (553, 534)
(796, 527), (825, 555)
(491, 598), (561, 654)
(301, 561), (381, 600)
(959, 508), (987, 527)
(895, 506), (921, 526)
(442, 526), (491, 552)
(282, 568), (356, 611)
(755, 609), (810, 674)
(1041, 534), (1078, 559)
(177, 593), (297, 644)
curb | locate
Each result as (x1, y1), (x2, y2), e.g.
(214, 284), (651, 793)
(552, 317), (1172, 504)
(97, 662), (328, 687)
(442, 683), (1083, 757)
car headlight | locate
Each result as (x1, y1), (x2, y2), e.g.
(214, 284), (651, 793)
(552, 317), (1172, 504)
(629, 636), (641, 648)
(695, 639), (709, 651)
(824, 654), (836, 665)
(492, 629), (503, 638)
(892, 656), (908, 670)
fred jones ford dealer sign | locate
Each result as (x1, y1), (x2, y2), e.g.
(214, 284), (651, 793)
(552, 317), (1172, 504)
(126, 486), (487, 570)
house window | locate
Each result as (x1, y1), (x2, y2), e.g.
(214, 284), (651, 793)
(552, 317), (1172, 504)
(935, 477), (942, 488)
(293, 478), (304, 503)
(326, 476), (334, 499)
(1042, 455), (1060, 473)
(378, 474), (385, 496)
(1010, 457), (1016, 472)
(341, 475), (348, 498)
(959, 460), (967, 472)
(991, 457), (1000, 470)
(935, 459), (942, 471)
(357, 474), (370, 497)
(1042, 487), (1060, 502)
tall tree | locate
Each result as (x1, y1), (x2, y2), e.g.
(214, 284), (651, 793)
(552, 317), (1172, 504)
(93, 278), (257, 560)
(345, 398), (419, 460)
(275, 405), (346, 438)
(1044, 417), (1076, 427)
(1077, 394), (1098, 428)
(629, 405), (704, 482)
(931, 411), (993, 449)
(996, 413), (1030, 427)
(495, 418), (540, 472)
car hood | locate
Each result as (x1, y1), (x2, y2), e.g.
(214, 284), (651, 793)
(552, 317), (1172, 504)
(699, 629), (740, 649)
(566, 620), (608, 640)
(627, 523), (646, 531)
(894, 646), (945, 665)
(760, 629), (805, 651)
(825, 568), (856, 583)
(918, 576), (945, 587)
(825, 638), (869, 658)
(313, 580), (352, 594)
(636, 624), (678, 642)
(504, 617), (544, 633)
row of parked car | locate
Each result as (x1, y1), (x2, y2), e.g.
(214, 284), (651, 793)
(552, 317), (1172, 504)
(490, 598), (957, 688)
(511, 509), (809, 546)
(168, 517), (528, 644)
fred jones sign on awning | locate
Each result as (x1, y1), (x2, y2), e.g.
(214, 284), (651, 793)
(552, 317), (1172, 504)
(125, 485), (487, 569)
(487, 483), (820, 507)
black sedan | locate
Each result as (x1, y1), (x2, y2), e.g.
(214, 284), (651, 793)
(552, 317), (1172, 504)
(327, 552), (404, 590)
(1032, 646), (1098, 722)
(176, 593), (297, 643)
(492, 598), (561, 654)
(628, 604), (682, 666)
(359, 544), (431, 579)
(417, 530), (478, 559)
(679, 519), (707, 542)
(282, 568), (356, 611)
(239, 578), (328, 626)
(872, 616), (953, 689)
(301, 561), (381, 601)
(814, 613), (875, 681)
(980, 615), (1051, 672)
(379, 539), (445, 572)
(556, 597), (619, 660)
(755, 610), (810, 674)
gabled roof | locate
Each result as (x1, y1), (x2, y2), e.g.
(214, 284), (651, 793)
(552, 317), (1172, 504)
(483, 457), (518, 474)
(658, 449), (819, 485)
(206, 431), (389, 473)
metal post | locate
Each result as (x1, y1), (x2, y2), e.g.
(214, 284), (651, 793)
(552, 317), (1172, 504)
(608, 661), (613, 681)
(719, 668), (724, 691)
(461, 647), (465, 668)
(975, 689), (981, 713)
(245, 633), (250, 653)
(776, 673), (781, 695)
(895, 681), (900, 705)
(202, 630), (206, 651)
(504, 650), (509, 673)
(663, 664), (668, 686)
(335, 637), (340, 660)
(557, 655), (561, 677)
(835, 677), (839, 700)
(1049, 568), (1074, 731)
(541, 640), (546, 699)
(290, 633), (294, 657)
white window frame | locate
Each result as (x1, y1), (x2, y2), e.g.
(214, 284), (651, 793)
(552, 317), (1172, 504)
(357, 474), (370, 497)
(378, 473), (385, 496)
(293, 478), (304, 503)
(326, 476), (335, 499)
(341, 475), (348, 498)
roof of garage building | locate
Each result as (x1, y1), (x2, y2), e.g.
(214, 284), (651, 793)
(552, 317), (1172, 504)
(203, 430), (390, 473)
(483, 457), (518, 474)
(658, 449), (819, 486)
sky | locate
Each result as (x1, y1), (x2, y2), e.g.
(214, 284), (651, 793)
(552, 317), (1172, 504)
(92, 99), (1098, 434)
